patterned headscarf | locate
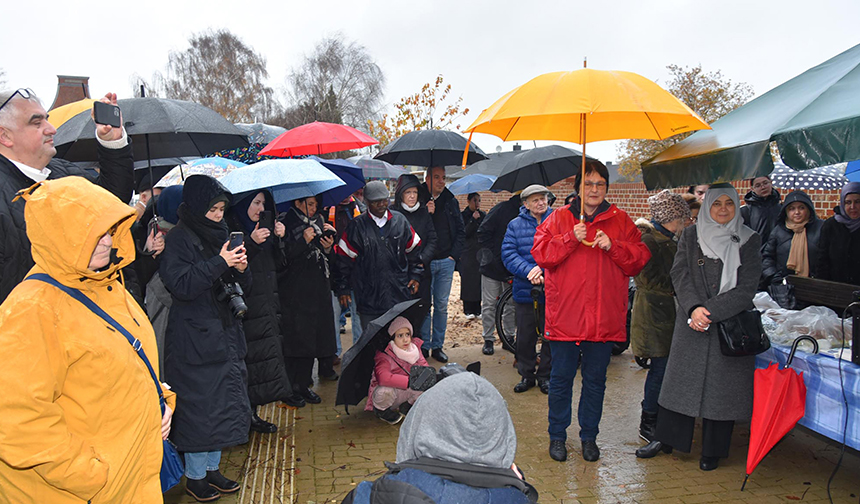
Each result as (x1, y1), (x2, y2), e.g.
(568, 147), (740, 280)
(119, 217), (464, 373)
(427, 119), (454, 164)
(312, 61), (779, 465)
(648, 190), (691, 225)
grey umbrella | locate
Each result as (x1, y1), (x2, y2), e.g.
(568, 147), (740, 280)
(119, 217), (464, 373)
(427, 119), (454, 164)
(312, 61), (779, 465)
(54, 97), (249, 162)
(374, 129), (488, 167)
(234, 122), (287, 144)
(490, 145), (604, 193)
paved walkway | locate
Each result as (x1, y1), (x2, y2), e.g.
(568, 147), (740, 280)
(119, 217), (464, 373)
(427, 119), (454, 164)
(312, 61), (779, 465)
(166, 333), (860, 504)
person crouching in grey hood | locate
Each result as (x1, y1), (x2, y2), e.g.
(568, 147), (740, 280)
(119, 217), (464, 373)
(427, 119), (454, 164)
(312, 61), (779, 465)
(343, 372), (538, 503)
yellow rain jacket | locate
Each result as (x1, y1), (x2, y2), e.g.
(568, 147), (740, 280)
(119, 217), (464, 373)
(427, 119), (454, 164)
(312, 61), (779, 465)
(0, 177), (176, 503)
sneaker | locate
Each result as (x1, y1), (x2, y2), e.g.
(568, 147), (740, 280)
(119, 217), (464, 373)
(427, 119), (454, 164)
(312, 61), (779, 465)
(374, 407), (404, 425)
(476, 313), (482, 319)
(549, 440), (567, 462)
(464, 313), (476, 320)
(581, 440), (600, 462)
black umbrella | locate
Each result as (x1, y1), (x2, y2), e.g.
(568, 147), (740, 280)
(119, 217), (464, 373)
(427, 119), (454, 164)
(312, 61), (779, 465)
(53, 97), (249, 163)
(335, 299), (430, 413)
(374, 129), (488, 167)
(489, 144), (604, 193)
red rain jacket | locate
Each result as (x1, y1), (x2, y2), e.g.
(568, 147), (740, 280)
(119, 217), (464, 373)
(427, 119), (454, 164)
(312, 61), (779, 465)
(532, 204), (650, 343)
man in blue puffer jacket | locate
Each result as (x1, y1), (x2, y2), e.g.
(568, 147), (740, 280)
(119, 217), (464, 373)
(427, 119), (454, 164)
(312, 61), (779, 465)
(502, 185), (553, 395)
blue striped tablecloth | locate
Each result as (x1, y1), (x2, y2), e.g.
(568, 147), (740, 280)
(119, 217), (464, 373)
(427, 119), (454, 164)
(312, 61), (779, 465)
(756, 344), (860, 450)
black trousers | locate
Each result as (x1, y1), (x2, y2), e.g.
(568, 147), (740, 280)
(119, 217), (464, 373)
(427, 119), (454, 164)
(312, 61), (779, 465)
(284, 357), (315, 390)
(463, 300), (482, 315)
(515, 302), (552, 381)
(655, 405), (735, 458)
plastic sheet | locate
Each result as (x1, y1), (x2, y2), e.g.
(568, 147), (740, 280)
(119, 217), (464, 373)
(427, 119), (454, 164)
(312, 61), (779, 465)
(763, 304), (853, 349)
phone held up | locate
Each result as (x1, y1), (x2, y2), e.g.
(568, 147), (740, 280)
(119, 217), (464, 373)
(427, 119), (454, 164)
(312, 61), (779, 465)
(92, 101), (122, 128)
(228, 232), (244, 251)
(258, 210), (274, 231)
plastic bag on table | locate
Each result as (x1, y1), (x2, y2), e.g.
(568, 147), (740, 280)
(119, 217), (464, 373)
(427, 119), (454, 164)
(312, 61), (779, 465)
(754, 291), (781, 311)
(768, 305), (853, 350)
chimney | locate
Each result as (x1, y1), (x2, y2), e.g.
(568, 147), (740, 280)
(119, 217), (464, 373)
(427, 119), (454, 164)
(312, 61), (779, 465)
(49, 75), (91, 111)
(512, 143), (522, 151)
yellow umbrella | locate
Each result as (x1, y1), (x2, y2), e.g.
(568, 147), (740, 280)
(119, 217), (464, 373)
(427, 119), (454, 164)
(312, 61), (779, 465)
(464, 66), (711, 242)
(48, 98), (97, 128)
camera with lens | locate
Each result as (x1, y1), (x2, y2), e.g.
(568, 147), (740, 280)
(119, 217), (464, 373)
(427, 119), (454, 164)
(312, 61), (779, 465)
(217, 279), (248, 319)
(531, 284), (545, 301)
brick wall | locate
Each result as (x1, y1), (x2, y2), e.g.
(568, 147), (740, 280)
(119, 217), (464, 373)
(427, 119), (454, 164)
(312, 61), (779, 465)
(454, 177), (842, 220)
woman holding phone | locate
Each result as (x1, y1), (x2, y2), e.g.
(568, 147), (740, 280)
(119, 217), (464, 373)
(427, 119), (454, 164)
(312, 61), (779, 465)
(228, 191), (307, 433)
(160, 175), (252, 502)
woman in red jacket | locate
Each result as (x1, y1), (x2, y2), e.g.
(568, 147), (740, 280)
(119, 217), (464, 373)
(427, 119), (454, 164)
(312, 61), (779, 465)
(532, 164), (651, 463)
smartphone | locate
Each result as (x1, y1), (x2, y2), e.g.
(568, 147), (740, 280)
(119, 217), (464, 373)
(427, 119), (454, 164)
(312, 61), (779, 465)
(92, 101), (121, 128)
(228, 232), (244, 250)
(322, 228), (337, 239)
(258, 210), (274, 231)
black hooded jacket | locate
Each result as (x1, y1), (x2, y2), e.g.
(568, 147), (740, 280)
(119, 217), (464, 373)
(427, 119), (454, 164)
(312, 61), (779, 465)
(392, 175), (437, 269)
(160, 175), (252, 452)
(0, 145), (134, 303)
(817, 207), (860, 285)
(761, 190), (822, 283)
(476, 195), (521, 281)
(227, 191), (293, 406)
(740, 188), (782, 249)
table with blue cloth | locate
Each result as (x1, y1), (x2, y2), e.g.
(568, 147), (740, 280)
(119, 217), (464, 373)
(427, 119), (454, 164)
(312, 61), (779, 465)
(755, 344), (860, 450)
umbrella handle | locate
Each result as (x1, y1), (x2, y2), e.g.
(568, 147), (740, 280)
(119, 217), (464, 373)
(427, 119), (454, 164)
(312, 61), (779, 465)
(577, 215), (596, 247)
(786, 335), (819, 368)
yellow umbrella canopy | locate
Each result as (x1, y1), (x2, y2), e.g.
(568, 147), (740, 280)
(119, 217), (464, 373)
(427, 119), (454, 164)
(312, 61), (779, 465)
(465, 69), (710, 143)
(48, 98), (97, 128)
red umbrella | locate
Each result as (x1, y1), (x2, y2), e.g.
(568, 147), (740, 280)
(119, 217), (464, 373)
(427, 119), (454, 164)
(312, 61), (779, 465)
(259, 121), (378, 157)
(743, 335), (819, 490)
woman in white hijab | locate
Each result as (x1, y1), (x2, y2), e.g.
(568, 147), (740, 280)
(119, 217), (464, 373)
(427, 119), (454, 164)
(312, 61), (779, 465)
(636, 183), (762, 472)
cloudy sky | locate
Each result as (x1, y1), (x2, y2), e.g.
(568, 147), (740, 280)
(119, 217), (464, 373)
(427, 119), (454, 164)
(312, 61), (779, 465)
(3, 0), (858, 163)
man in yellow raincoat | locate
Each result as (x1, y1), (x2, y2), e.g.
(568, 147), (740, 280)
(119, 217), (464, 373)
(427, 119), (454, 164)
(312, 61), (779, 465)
(0, 176), (175, 503)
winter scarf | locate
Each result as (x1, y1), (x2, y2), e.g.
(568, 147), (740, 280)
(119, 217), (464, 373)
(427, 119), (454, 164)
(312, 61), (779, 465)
(388, 341), (420, 364)
(785, 217), (810, 277)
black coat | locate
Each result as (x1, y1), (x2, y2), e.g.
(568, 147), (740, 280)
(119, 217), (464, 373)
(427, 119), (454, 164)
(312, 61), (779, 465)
(422, 187), (466, 261)
(0, 146), (134, 303)
(334, 210), (423, 316)
(740, 188), (782, 250)
(817, 212), (860, 286)
(477, 195), (521, 281)
(761, 191), (822, 283)
(460, 206), (486, 302)
(278, 208), (337, 358)
(227, 195), (293, 406)
(392, 176), (437, 302)
(160, 222), (252, 452)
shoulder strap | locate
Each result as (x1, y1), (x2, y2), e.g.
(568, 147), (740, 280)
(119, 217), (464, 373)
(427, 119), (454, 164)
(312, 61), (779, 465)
(26, 273), (166, 414)
(696, 247), (716, 300)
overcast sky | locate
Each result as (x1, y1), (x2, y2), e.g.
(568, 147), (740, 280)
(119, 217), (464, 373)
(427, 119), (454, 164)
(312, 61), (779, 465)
(3, 0), (858, 163)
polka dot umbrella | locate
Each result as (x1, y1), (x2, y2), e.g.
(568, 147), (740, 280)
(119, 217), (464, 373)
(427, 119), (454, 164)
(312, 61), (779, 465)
(769, 162), (848, 190)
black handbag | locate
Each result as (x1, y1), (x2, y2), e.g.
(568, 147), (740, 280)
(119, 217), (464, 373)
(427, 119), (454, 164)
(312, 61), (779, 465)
(697, 253), (770, 357)
(407, 365), (437, 391)
(767, 278), (797, 310)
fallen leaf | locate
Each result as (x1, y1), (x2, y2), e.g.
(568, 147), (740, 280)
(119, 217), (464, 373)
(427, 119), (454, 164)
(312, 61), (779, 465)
(786, 496), (800, 500)
(347, 441), (356, 448)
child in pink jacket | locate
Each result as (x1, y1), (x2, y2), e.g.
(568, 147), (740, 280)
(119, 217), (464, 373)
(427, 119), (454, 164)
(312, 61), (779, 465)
(366, 317), (430, 424)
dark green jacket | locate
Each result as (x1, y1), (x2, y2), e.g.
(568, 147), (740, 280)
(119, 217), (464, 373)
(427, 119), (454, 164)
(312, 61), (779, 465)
(630, 222), (677, 358)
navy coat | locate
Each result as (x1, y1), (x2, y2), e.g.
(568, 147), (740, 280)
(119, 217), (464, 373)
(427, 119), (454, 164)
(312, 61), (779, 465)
(501, 206), (552, 304)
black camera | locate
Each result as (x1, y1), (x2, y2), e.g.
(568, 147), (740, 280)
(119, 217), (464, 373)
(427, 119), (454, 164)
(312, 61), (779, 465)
(530, 284), (545, 301)
(217, 279), (248, 319)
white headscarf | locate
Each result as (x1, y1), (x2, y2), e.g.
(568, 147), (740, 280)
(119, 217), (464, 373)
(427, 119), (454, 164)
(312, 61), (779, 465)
(697, 183), (755, 294)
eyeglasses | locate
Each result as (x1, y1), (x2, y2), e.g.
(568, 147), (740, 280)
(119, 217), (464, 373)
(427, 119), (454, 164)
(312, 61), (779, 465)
(583, 181), (607, 190)
(0, 88), (34, 113)
(753, 180), (771, 190)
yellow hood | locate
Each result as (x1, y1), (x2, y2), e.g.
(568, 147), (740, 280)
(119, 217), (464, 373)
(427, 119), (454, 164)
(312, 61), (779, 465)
(16, 177), (136, 287)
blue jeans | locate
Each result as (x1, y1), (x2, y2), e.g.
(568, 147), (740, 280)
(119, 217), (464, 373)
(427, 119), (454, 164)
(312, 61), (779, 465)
(421, 258), (455, 350)
(642, 356), (668, 414)
(547, 340), (614, 442)
(333, 291), (362, 351)
(185, 450), (221, 480)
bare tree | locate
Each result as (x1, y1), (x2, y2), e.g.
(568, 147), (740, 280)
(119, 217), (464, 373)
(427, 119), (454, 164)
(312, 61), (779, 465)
(282, 33), (385, 130)
(0, 69), (6, 89)
(616, 64), (753, 180)
(128, 72), (163, 98)
(157, 29), (276, 123)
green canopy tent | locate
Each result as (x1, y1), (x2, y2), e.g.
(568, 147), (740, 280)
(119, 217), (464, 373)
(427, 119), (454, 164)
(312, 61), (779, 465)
(642, 43), (860, 189)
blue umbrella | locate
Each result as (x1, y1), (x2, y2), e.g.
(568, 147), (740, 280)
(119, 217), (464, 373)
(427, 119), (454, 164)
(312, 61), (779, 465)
(219, 158), (345, 204)
(447, 174), (497, 195)
(846, 160), (860, 182)
(307, 156), (366, 207)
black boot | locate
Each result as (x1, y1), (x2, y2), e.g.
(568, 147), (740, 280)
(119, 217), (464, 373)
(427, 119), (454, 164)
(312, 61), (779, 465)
(635, 440), (673, 459)
(186, 477), (221, 502)
(250, 412), (277, 434)
(206, 470), (240, 493)
(639, 410), (658, 442)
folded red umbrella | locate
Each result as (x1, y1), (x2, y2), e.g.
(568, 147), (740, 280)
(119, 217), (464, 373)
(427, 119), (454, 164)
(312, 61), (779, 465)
(743, 335), (818, 490)
(259, 121), (378, 157)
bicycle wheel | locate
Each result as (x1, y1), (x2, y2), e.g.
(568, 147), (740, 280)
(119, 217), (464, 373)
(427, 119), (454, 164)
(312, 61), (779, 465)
(495, 288), (517, 353)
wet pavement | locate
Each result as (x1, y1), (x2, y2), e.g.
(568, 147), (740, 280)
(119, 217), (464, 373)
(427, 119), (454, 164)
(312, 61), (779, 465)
(166, 325), (860, 504)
